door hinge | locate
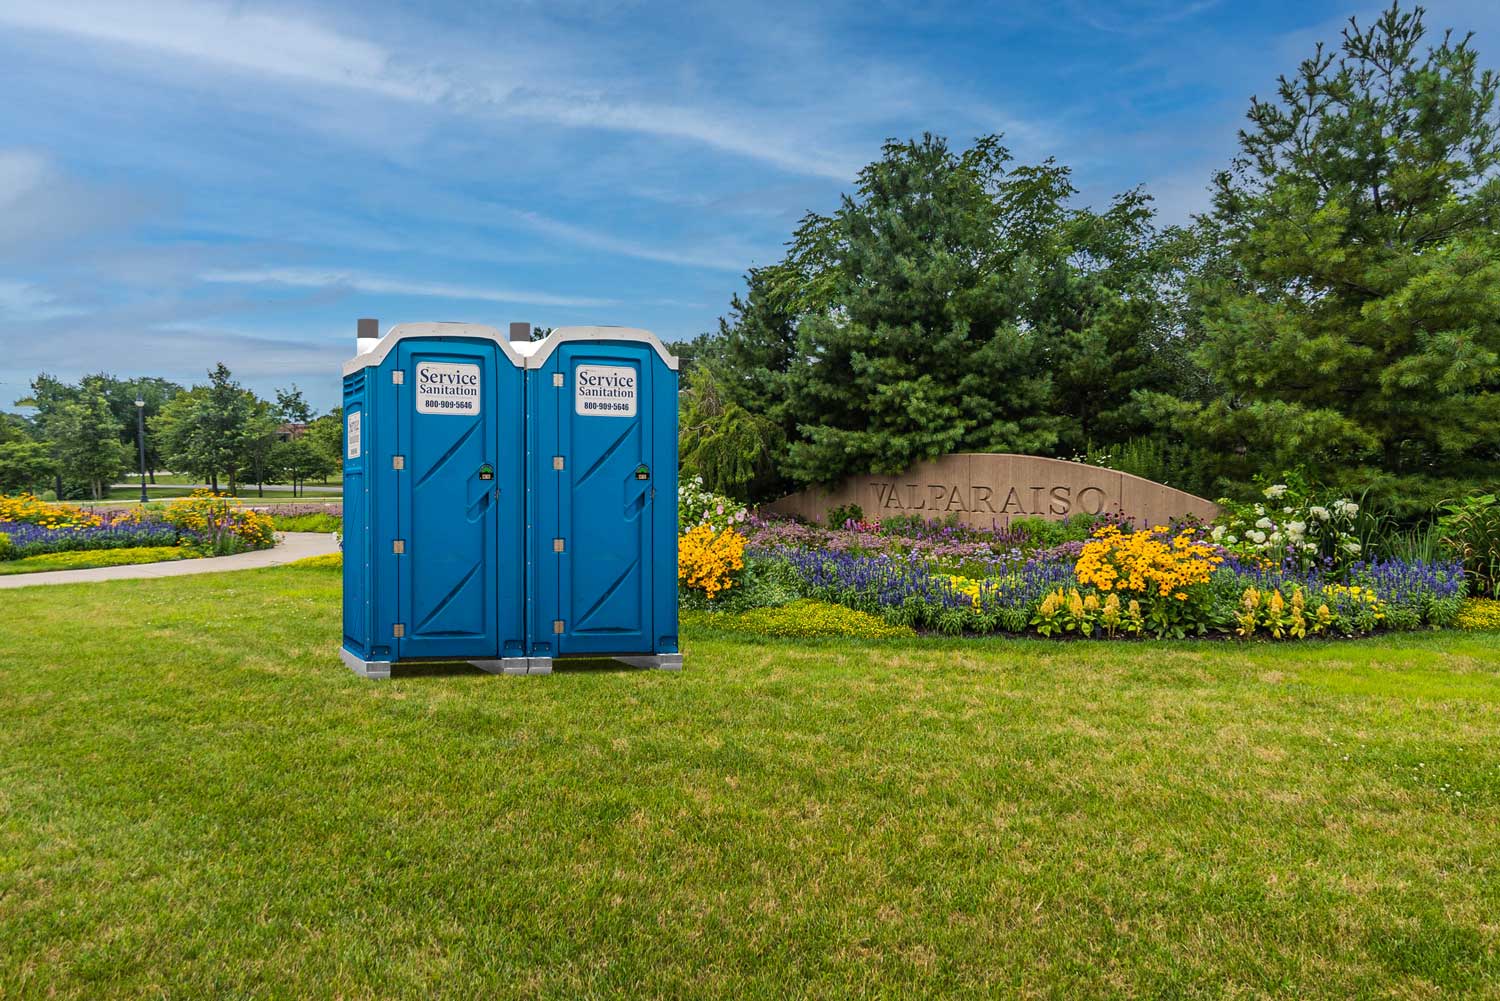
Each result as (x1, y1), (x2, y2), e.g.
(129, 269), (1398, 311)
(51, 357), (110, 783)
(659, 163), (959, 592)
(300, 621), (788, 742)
(393, 623), (405, 638)
(553, 619), (565, 634)
(392, 370), (405, 385)
(392, 539), (405, 554)
(552, 455), (564, 470)
(553, 537), (565, 552)
(552, 373), (564, 387)
(392, 455), (405, 470)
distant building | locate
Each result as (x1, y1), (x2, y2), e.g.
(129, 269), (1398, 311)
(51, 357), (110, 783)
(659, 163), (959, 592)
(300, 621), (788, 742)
(277, 422), (309, 442)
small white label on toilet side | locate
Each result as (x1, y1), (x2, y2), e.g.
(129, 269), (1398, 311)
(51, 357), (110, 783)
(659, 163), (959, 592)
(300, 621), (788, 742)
(346, 410), (361, 459)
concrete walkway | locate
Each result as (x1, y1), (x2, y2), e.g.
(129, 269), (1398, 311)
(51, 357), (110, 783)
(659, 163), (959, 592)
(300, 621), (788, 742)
(0, 533), (340, 589)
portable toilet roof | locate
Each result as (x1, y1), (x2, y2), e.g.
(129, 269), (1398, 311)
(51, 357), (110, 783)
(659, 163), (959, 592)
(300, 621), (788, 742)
(344, 323), (679, 374)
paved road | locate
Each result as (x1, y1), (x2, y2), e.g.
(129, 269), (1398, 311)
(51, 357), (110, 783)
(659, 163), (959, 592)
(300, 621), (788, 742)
(0, 533), (340, 589)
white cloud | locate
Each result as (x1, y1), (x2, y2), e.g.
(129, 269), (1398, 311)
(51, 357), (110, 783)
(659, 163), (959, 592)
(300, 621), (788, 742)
(505, 209), (753, 272)
(507, 92), (857, 181)
(0, 0), (439, 100)
(0, 280), (81, 320)
(0, 149), (48, 207)
(199, 267), (618, 308)
(0, 0), (856, 180)
(0, 149), (153, 259)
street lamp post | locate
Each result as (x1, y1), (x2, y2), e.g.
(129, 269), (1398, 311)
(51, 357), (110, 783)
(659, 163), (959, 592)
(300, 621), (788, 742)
(135, 395), (149, 505)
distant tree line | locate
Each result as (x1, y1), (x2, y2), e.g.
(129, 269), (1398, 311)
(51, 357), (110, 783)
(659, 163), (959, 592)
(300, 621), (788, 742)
(676, 4), (1500, 518)
(0, 365), (342, 500)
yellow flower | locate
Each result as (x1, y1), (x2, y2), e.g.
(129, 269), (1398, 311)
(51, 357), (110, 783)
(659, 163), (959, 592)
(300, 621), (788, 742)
(678, 524), (746, 600)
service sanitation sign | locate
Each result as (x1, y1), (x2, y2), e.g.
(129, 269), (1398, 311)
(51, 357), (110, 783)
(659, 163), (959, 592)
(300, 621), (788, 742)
(415, 362), (481, 415)
(575, 365), (637, 417)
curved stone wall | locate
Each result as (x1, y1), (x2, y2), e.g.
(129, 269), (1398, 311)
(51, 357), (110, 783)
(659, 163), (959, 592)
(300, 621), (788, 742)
(764, 453), (1218, 528)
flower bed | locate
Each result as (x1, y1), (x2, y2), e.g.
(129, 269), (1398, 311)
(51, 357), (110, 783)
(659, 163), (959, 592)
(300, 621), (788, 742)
(749, 523), (1464, 639)
(0, 495), (185, 560)
(0, 492), (276, 562)
(668, 474), (1467, 640)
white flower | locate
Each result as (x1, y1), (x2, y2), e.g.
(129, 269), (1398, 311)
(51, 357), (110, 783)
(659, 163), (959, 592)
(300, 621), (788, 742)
(1255, 516), (1275, 530)
(1263, 484), (1289, 499)
(1226, 534), (1238, 544)
(1343, 540), (1362, 554)
(1282, 506), (1294, 515)
(1303, 542), (1318, 553)
(1254, 504), (1266, 516)
(1211, 525), (1226, 541)
(1310, 506), (1330, 521)
(1287, 520), (1307, 539)
(1247, 529), (1267, 545)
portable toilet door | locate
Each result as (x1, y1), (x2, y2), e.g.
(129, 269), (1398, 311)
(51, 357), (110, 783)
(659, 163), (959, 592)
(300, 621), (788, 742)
(524, 327), (681, 671)
(341, 322), (528, 678)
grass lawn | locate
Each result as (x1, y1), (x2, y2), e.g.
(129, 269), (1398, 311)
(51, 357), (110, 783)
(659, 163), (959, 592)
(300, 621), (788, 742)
(81, 496), (344, 509)
(1, 567), (1497, 998)
(117, 473), (345, 487)
(102, 485), (344, 501)
(0, 546), (188, 576)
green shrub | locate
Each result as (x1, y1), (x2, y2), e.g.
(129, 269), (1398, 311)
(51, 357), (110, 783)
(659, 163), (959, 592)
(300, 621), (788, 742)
(272, 513), (343, 533)
(1455, 599), (1500, 631)
(0, 531), (11, 561)
(693, 599), (915, 639)
(1438, 492), (1500, 598)
(710, 554), (801, 613)
(826, 503), (864, 528)
(1009, 514), (1106, 548)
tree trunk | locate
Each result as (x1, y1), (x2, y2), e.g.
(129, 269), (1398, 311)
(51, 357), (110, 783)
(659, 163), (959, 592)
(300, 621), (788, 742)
(211, 473), (219, 493)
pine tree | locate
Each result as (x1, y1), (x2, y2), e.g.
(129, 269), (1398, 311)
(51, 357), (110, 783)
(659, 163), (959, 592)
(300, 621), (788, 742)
(1159, 3), (1500, 510)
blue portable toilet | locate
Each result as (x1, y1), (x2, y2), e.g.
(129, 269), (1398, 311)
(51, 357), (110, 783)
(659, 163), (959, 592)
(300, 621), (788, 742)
(339, 320), (680, 678)
(340, 321), (529, 679)
(520, 327), (681, 672)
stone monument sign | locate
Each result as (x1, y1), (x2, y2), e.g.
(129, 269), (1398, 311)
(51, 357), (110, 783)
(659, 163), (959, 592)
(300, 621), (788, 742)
(764, 453), (1219, 528)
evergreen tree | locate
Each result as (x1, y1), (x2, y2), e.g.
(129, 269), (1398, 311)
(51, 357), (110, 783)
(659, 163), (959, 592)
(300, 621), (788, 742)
(678, 365), (785, 498)
(778, 135), (1057, 484)
(1155, 3), (1500, 510)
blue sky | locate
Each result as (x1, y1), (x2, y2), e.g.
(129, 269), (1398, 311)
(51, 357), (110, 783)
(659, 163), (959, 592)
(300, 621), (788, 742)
(2, 0), (1497, 412)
